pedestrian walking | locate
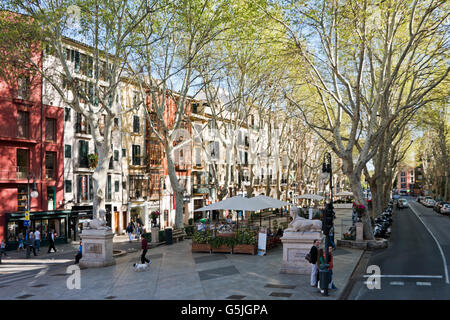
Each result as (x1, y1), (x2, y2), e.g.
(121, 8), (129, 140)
(140, 236), (150, 264)
(48, 229), (57, 253)
(126, 223), (134, 242)
(29, 231), (37, 256)
(34, 229), (41, 252)
(17, 232), (24, 252)
(321, 246), (337, 290)
(136, 223), (141, 241)
(309, 239), (320, 287)
(75, 241), (82, 264)
(0, 239), (6, 264)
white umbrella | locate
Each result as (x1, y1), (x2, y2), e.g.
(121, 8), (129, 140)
(335, 191), (354, 197)
(194, 195), (258, 212)
(249, 195), (292, 210)
(295, 194), (324, 201)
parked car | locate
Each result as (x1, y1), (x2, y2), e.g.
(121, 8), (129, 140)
(421, 196), (433, 205)
(424, 198), (436, 207)
(441, 204), (450, 215)
(434, 201), (447, 213)
(397, 198), (408, 209)
(417, 196), (424, 203)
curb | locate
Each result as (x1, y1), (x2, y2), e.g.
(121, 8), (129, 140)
(337, 249), (370, 300)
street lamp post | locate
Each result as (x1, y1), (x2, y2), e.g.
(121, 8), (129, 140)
(26, 173), (38, 259)
(320, 152), (333, 296)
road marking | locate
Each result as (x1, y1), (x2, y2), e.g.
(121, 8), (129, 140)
(389, 281), (404, 286)
(409, 201), (450, 284)
(0, 273), (37, 285)
(416, 282), (432, 286)
(362, 275), (443, 279)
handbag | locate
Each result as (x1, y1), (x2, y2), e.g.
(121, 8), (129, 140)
(305, 252), (312, 263)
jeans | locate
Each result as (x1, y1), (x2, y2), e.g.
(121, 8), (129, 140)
(311, 263), (318, 286)
(141, 249), (149, 264)
(35, 240), (40, 252)
(128, 232), (133, 242)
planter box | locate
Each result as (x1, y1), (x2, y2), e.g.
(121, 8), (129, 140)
(192, 243), (211, 253)
(233, 244), (256, 255)
(216, 232), (235, 238)
(211, 244), (233, 253)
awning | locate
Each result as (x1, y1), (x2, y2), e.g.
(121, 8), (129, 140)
(248, 195), (291, 210)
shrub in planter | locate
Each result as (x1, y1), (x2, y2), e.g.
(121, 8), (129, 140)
(193, 230), (212, 244)
(184, 225), (195, 237)
(142, 232), (152, 243)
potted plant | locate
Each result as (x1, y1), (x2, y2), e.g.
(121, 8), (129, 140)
(192, 230), (212, 253)
(151, 210), (160, 227)
(354, 203), (366, 220)
(210, 235), (235, 253)
(233, 229), (257, 255)
(88, 153), (98, 169)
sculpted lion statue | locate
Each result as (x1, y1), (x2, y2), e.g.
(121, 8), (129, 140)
(82, 209), (112, 230)
(284, 206), (322, 232)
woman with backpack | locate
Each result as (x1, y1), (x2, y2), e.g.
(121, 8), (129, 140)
(319, 246), (337, 290)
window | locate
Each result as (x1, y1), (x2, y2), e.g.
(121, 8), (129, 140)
(65, 108), (71, 121)
(16, 149), (29, 179)
(17, 111), (29, 138)
(210, 141), (219, 160)
(133, 116), (140, 133)
(129, 175), (147, 199)
(77, 175), (93, 202)
(115, 180), (119, 193)
(114, 150), (119, 161)
(401, 172), (406, 176)
(106, 175), (112, 201)
(148, 140), (161, 165)
(122, 148), (126, 157)
(18, 185), (27, 211)
(65, 145), (72, 158)
(65, 180), (72, 193)
(45, 152), (56, 179)
(401, 177), (406, 183)
(17, 76), (30, 100)
(75, 113), (91, 134)
(45, 118), (56, 142)
(79, 140), (89, 168)
(114, 118), (119, 127)
(132, 145), (141, 165)
(195, 148), (201, 166)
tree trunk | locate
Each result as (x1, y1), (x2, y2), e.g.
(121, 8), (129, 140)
(164, 142), (184, 229)
(92, 152), (109, 220)
(347, 169), (374, 240)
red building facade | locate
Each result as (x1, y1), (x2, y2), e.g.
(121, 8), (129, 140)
(0, 50), (65, 243)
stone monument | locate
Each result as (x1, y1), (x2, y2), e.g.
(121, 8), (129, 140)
(355, 222), (364, 241)
(151, 227), (159, 244)
(280, 207), (323, 274)
(79, 209), (115, 268)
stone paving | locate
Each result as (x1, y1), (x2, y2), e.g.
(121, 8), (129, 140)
(0, 237), (362, 300)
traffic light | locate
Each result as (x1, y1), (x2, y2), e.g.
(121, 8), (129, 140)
(322, 205), (334, 235)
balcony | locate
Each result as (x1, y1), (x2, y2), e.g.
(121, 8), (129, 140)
(0, 167), (29, 181)
(175, 164), (189, 171)
(193, 184), (210, 195)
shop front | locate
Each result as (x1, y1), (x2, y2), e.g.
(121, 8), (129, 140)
(5, 210), (70, 250)
(69, 206), (93, 242)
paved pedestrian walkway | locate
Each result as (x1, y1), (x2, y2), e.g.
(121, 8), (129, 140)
(0, 238), (362, 300)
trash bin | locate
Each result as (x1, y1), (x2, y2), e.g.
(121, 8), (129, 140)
(319, 264), (330, 292)
(165, 228), (173, 245)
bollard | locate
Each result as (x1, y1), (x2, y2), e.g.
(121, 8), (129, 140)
(319, 263), (330, 296)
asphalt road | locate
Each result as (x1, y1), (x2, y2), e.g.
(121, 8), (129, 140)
(348, 197), (450, 300)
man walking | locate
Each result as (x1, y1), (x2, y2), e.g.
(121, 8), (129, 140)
(29, 231), (37, 256)
(34, 229), (40, 253)
(48, 229), (57, 253)
(140, 236), (150, 264)
(309, 239), (320, 287)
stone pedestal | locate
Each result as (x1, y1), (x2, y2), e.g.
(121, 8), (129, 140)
(151, 227), (159, 243)
(79, 229), (115, 268)
(355, 222), (364, 241)
(280, 231), (323, 274)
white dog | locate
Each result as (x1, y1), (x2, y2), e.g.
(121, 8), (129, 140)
(133, 261), (151, 272)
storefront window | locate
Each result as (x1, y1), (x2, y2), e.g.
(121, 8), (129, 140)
(60, 218), (66, 238)
(41, 219), (49, 239)
(8, 221), (19, 241)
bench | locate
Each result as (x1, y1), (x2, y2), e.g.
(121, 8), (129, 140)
(172, 229), (187, 243)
